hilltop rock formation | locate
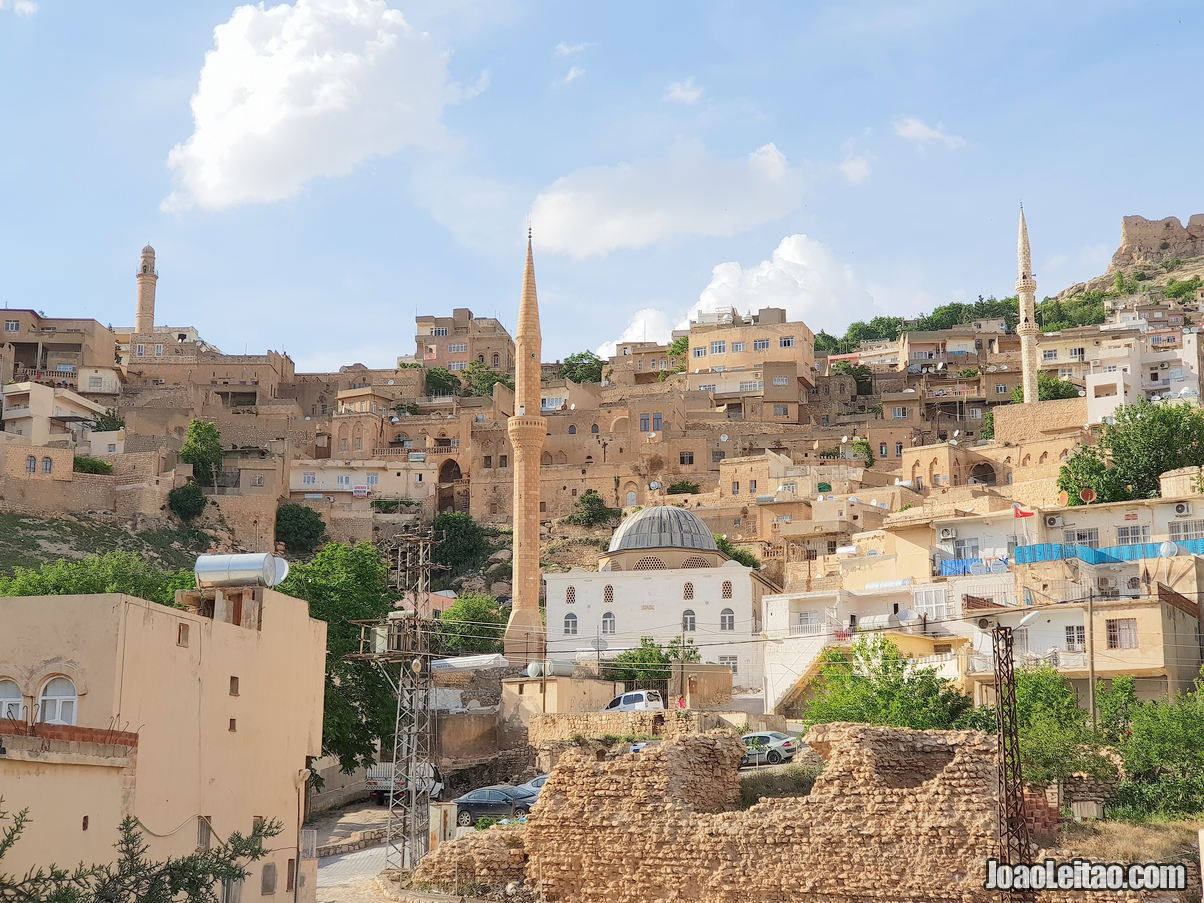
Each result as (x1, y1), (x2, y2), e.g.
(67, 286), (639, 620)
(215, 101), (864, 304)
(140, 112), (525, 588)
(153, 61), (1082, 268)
(1110, 214), (1204, 270)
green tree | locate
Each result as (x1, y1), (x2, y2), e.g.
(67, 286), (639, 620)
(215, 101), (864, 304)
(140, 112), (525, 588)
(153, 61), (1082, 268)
(72, 455), (112, 474)
(168, 482), (207, 520)
(0, 804), (280, 903)
(667, 336), (689, 371)
(1010, 371), (1080, 404)
(425, 367), (461, 397)
(0, 552), (194, 607)
(831, 361), (873, 394)
(1095, 675), (1137, 743)
(1163, 276), (1201, 300)
(179, 420), (223, 487)
(1013, 665), (1115, 787)
(1058, 400), (1204, 504)
(432, 511), (490, 576)
(440, 592), (505, 654)
(463, 360), (514, 397)
(605, 636), (698, 687)
(89, 409), (125, 431)
(560, 351), (605, 384)
(802, 636), (973, 729)
(665, 480), (701, 495)
(813, 332), (842, 355)
(850, 439), (874, 468)
(563, 489), (620, 526)
(714, 534), (760, 569)
(275, 504), (327, 552)
(278, 542), (395, 772)
(979, 411), (995, 440)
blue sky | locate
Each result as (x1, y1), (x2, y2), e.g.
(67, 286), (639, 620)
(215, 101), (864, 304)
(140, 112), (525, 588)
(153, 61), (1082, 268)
(1, 0), (1200, 370)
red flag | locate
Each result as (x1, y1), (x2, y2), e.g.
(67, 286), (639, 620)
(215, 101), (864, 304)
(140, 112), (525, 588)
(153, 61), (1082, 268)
(1013, 504), (1035, 518)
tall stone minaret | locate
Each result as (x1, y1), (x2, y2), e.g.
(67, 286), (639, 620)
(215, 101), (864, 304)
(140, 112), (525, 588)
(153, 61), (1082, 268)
(135, 244), (158, 335)
(1016, 208), (1039, 404)
(503, 231), (548, 662)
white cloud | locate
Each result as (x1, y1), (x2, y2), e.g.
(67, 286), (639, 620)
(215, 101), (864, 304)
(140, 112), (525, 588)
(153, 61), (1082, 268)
(893, 115), (965, 149)
(839, 154), (871, 185)
(595, 307), (675, 358)
(0, 0), (37, 15)
(664, 77), (703, 105)
(554, 41), (589, 57)
(561, 65), (585, 85)
(163, 0), (455, 212)
(530, 139), (805, 259)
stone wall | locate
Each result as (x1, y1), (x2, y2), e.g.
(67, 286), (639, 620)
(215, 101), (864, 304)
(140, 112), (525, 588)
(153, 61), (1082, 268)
(411, 824), (527, 892)
(1110, 214), (1204, 270)
(526, 710), (784, 746)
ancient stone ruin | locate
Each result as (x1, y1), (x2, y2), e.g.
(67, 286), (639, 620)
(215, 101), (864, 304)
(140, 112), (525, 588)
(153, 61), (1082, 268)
(414, 725), (1190, 902)
(1110, 214), (1204, 269)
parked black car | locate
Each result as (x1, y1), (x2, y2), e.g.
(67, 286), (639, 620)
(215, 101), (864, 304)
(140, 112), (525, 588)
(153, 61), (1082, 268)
(452, 784), (538, 827)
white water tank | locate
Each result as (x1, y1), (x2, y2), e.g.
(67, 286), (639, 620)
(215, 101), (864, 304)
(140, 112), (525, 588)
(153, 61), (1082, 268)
(194, 553), (289, 589)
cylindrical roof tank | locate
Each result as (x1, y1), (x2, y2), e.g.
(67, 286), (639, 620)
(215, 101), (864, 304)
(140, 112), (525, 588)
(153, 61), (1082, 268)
(857, 612), (903, 633)
(194, 553), (289, 589)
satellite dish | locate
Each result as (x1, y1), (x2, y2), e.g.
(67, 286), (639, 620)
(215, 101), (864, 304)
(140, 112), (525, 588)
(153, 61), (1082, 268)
(952, 430), (960, 437)
(720, 434), (729, 442)
(649, 481), (661, 490)
(1159, 541), (1179, 559)
(1079, 488), (1097, 504)
(647, 432), (657, 439)
(896, 609), (917, 621)
(849, 496), (859, 503)
(969, 561), (988, 576)
(1000, 365), (1008, 370)
(948, 439), (959, 446)
(1077, 390), (1086, 397)
(870, 499), (878, 506)
(987, 365), (998, 373)
(391, 416), (400, 423)
(841, 435), (849, 443)
(570, 403), (576, 410)
(1057, 490), (1070, 506)
(590, 638), (609, 651)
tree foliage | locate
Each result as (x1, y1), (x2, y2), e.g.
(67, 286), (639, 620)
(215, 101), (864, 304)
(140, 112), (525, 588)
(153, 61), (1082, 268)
(714, 534), (760, 569)
(0, 551), (194, 607)
(1010, 371), (1079, 404)
(278, 542), (395, 773)
(667, 336), (689, 371)
(1058, 400), (1204, 504)
(275, 504), (327, 552)
(0, 805), (280, 903)
(560, 351), (604, 384)
(801, 637), (973, 729)
(432, 512), (490, 576)
(463, 360), (513, 397)
(1162, 276), (1201, 300)
(72, 455), (113, 474)
(90, 409), (125, 431)
(850, 439), (874, 468)
(168, 482), (207, 520)
(605, 636), (700, 687)
(563, 489), (620, 526)
(425, 367), (461, 397)
(1013, 666), (1115, 787)
(831, 361), (873, 394)
(179, 420), (223, 487)
(439, 593), (505, 654)
(665, 480), (700, 495)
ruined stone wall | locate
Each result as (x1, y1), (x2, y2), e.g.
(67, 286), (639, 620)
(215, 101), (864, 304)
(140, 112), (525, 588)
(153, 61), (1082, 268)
(411, 825), (527, 893)
(526, 710), (784, 746)
(1111, 214), (1204, 270)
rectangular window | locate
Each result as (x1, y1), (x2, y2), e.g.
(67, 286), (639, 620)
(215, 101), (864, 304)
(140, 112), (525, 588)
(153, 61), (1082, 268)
(1065, 625), (1085, 652)
(1062, 527), (1100, 548)
(749, 479), (757, 492)
(1106, 617), (1138, 650)
(771, 375), (790, 386)
(893, 406), (907, 419)
(366, 473), (378, 486)
(773, 404), (789, 416)
(1116, 524), (1150, 545)
(499, 455), (508, 468)
(753, 339), (770, 351)
(779, 336), (794, 348)
(260, 864), (277, 896)
(969, 407), (982, 420)
(652, 413), (663, 430)
(639, 414), (650, 432)
(717, 655), (738, 674)
(136, 344), (145, 357)
(739, 380), (763, 391)
(107, 443), (117, 453)
(913, 588), (952, 619)
(286, 861), (296, 893)
(693, 348), (707, 358)
(1070, 347), (1085, 360)
(178, 623), (190, 647)
(996, 384), (1008, 394)
(731, 481), (740, 494)
(302, 473), (315, 485)
(251, 474), (264, 487)
(89, 376), (103, 389)
(447, 361), (467, 371)
(229, 676), (240, 696)
(222, 879), (243, 903)
(679, 451), (693, 465)
(712, 451), (725, 464)
(541, 397), (564, 410)
(154, 344), (164, 357)
(795, 611), (822, 635)
(1169, 519), (1204, 542)
(198, 816), (213, 851)
(336, 475), (351, 486)
(483, 455), (492, 468)
(895, 443), (903, 457)
(431, 327), (448, 336)
(879, 443), (888, 457)
(447, 343), (468, 353)
(953, 538), (980, 559)
(3, 320), (17, 332)
(731, 342), (745, 352)
(415, 473), (424, 483)
(698, 383), (716, 391)
(1042, 349), (1057, 361)
(710, 341), (726, 354)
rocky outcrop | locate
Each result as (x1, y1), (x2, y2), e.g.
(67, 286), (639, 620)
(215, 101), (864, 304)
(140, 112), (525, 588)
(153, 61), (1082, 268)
(1110, 214), (1204, 270)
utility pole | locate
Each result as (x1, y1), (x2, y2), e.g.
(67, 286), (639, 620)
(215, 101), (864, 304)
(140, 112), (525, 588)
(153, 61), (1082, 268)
(993, 619), (1033, 866)
(1086, 592), (1097, 733)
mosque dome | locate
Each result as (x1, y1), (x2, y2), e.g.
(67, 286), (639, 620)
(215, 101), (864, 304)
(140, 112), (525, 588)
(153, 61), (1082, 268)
(607, 505), (718, 554)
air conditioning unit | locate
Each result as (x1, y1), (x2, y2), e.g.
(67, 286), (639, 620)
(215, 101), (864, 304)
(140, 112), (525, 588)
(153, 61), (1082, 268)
(1161, 361), (1170, 369)
(976, 617), (996, 631)
(1174, 501), (1192, 517)
(937, 527), (958, 542)
(1097, 577), (1116, 590)
(1090, 359), (1101, 367)
(1045, 515), (1064, 528)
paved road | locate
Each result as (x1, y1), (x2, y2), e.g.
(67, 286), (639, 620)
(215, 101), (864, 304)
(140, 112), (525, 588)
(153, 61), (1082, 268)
(317, 844), (387, 888)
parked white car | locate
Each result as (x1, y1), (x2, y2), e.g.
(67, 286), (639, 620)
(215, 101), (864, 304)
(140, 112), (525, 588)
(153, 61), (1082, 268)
(366, 762), (445, 805)
(602, 689), (665, 712)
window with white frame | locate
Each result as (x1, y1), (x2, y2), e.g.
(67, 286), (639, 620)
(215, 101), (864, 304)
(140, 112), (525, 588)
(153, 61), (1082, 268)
(447, 361), (467, 371)
(698, 384), (716, 391)
(302, 473), (315, 485)
(0, 679), (23, 720)
(710, 341), (726, 354)
(448, 343), (468, 353)
(154, 344), (163, 357)
(1042, 349), (1057, 361)
(1062, 527), (1100, 548)
(913, 588), (952, 620)
(3, 320), (17, 332)
(953, 538), (980, 559)
(693, 348), (707, 358)
(682, 609), (696, 632)
(773, 404), (789, 416)
(563, 613), (578, 635)
(1116, 524), (1150, 545)
(366, 473), (379, 486)
(89, 376), (103, 389)
(542, 397), (564, 410)
(1106, 617), (1137, 650)
(719, 608), (735, 631)
(107, 443), (117, 453)
(717, 655), (738, 674)
(969, 407), (982, 420)
(739, 380), (763, 391)
(995, 384), (1008, 394)
(893, 406), (908, 419)
(753, 339), (770, 351)
(1169, 519), (1204, 542)
(135, 344), (145, 357)
(336, 475), (351, 486)
(431, 327), (448, 336)
(795, 611), (821, 635)
(38, 677), (77, 725)
(731, 342), (745, 352)
(1065, 624), (1085, 652)
(772, 375), (790, 386)
(601, 612), (616, 635)
(779, 336), (795, 348)
(250, 475), (264, 487)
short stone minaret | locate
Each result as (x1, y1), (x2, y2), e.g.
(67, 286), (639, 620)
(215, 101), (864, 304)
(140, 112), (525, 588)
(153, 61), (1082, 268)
(135, 244), (158, 335)
(503, 231), (548, 663)
(1016, 209), (1039, 404)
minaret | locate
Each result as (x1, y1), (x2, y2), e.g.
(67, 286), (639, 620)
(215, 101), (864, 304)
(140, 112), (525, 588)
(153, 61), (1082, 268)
(135, 244), (158, 335)
(1016, 208), (1039, 404)
(503, 230), (548, 662)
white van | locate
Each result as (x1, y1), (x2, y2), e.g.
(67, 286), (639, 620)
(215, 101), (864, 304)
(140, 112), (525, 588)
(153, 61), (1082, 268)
(602, 689), (665, 712)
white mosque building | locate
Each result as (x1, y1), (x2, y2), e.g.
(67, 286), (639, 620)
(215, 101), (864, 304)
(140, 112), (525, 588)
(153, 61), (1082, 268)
(544, 506), (778, 691)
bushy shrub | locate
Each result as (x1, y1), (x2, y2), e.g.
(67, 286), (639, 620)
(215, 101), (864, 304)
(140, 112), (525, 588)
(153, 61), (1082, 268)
(73, 455), (113, 475)
(168, 482), (207, 520)
(275, 504), (326, 552)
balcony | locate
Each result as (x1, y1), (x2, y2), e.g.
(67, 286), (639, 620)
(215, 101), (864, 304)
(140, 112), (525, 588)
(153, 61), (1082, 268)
(937, 557), (1010, 577)
(1015, 539), (1204, 566)
(15, 367), (77, 386)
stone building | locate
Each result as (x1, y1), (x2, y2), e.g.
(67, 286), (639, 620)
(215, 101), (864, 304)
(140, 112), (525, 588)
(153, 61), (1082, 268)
(414, 307), (515, 376)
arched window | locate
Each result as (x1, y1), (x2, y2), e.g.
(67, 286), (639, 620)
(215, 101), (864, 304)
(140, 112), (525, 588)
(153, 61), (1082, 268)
(634, 557), (666, 570)
(0, 679), (23, 720)
(681, 556), (710, 568)
(601, 612), (616, 635)
(477, 354), (485, 363)
(682, 609), (696, 632)
(25, 455), (36, 473)
(720, 608), (735, 631)
(541, 452), (553, 466)
(492, 353), (500, 367)
(39, 677), (76, 725)
(625, 491), (637, 506)
(568, 424), (577, 435)
(563, 613), (578, 635)
(683, 582), (694, 600)
(722, 580), (733, 599)
(590, 423), (599, 434)
(603, 585), (614, 605)
(565, 586), (576, 604)
(42, 457), (52, 474)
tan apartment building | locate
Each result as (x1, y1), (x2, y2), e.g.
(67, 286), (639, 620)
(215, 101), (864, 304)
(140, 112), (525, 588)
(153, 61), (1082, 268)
(606, 341), (672, 386)
(1, 309), (117, 392)
(0, 586), (326, 899)
(415, 308), (514, 376)
(686, 307), (816, 388)
(1, 380), (107, 447)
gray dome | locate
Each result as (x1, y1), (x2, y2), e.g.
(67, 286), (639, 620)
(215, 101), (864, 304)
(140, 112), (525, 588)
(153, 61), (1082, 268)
(608, 506), (718, 553)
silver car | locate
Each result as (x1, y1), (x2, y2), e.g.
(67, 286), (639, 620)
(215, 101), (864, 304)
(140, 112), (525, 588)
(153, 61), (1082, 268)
(741, 731), (799, 766)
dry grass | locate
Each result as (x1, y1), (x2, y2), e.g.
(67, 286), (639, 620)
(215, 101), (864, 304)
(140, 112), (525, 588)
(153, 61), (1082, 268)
(738, 763), (822, 809)
(1060, 818), (1204, 864)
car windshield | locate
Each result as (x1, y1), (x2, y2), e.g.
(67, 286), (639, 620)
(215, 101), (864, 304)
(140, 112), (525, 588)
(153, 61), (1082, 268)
(769, 732), (790, 741)
(496, 786), (531, 799)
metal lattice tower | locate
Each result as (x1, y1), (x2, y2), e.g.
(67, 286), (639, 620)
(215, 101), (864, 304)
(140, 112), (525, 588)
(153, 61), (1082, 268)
(350, 530), (447, 871)
(992, 625), (1031, 865)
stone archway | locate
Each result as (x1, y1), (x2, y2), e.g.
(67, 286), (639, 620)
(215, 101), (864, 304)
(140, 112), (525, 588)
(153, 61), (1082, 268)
(439, 459), (462, 483)
(437, 458), (465, 513)
(969, 462), (996, 485)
